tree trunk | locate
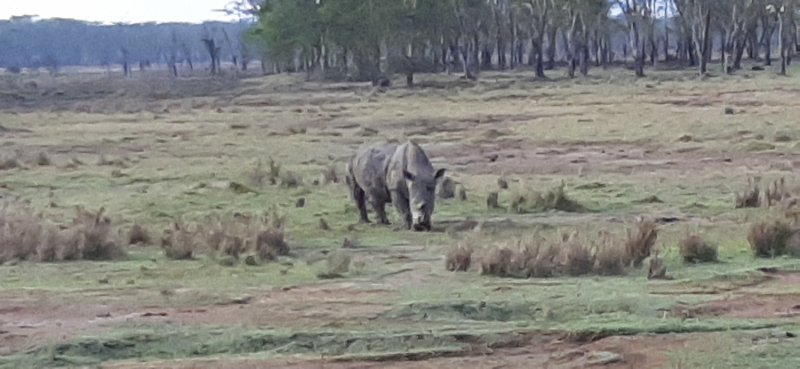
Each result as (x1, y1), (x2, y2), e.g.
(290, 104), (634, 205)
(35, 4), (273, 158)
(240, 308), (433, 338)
(546, 26), (557, 69)
(697, 9), (712, 75)
(664, 19), (670, 61)
(779, 9), (787, 75)
(762, 17), (774, 66)
(630, 20), (645, 77)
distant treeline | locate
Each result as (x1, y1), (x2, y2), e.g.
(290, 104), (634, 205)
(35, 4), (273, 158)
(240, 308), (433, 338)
(0, 17), (255, 72)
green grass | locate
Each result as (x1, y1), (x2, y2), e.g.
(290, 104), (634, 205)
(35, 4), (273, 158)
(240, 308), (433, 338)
(5, 63), (800, 367)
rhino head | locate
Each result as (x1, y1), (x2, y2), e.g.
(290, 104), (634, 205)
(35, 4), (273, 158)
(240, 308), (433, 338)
(403, 168), (446, 231)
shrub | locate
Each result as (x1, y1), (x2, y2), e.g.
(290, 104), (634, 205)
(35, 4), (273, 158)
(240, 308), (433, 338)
(0, 157), (19, 170)
(256, 228), (289, 261)
(564, 236), (594, 276)
(625, 218), (658, 268)
(594, 244), (628, 276)
(478, 246), (515, 277)
(323, 165), (339, 184)
(735, 177), (761, 208)
(748, 221), (796, 258)
(445, 244), (473, 271)
(127, 224), (152, 245)
(448, 231), (633, 279)
(37, 152), (52, 166)
(250, 160), (269, 186)
(161, 223), (197, 260)
(0, 203), (123, 263)
(280, 171), (301, 188)
(508, 183), (584, 213)
(70, 207), (123, 260)
(679, 234), (718, 263)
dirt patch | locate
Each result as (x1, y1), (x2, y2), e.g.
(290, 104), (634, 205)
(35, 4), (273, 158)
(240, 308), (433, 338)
(667, 270), (800, 319)
(687, 294), (800, 319)
(0, 284), (395, 354)
(428, 140), (800, 177)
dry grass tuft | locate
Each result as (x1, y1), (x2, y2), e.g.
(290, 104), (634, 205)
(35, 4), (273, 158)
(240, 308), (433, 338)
(250, 160), (269, 186)
(127, 223), (152, 246)
(37, 152), (51, 166)
(647, 256), (670, 280)
(0, 204), (59, 263)
(437, 177), (457, 199)
(457, 185), (468, 201)
(453, 231), (629, 279)
(205, 215), (251, 259)
(157, 211), (290, 261)
(748, 221), (796, 258)
(786, 232), (800, 257)
(280, 171), (301, 188)
(0, 203), (124, 263)
(66, 206), (122, 261)
(509, 183), (584, 213)
(594, 244), (628, 276)
(325, 250), (352, 276)
(97, 154), (127, 167)
(497, 177), (509, 189)
(765, 177), (790, 207)
(64, 157), (84, 169)
(679, 234), (718, 263)
(515, 241), (560, 278)
(486, 192), (500, 209)
(318, 218), (331, 231)
(563, 234), (594, 276)
(161, 223), (198, 260)
(268, 158), (281, 185)
(735, 177), (761, 208)
(625, 218), (658, 269)
(445, 244), (473, 271)
(256, 228), (289, 261)
(478, 246), (515, 277)
(0, 157), (20, 170)
(323, 165), (339, 184)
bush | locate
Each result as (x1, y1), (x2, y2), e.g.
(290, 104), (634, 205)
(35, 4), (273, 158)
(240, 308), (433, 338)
(161, 223), (198, 260)
(0, 203), (123, 263)
(478, 246), (515, 277)
(445, 244), (473, 271)
(256, 228), (288, 261)
(323, 165), (339, 184)
(508, 183), (584, 213)
(564, 235), (594, 276)
(735, 177), (761, 208)
(679, 234), (718, 263)
(449, 231), (629, 279)
(71, 207), (123, 260)
(748, 221), (796, 258)
(127, 224), (152, 245)
(625, 218), (658, 268)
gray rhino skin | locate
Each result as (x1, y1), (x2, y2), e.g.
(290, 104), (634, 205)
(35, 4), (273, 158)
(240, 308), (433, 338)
(346, 141), (445, 231)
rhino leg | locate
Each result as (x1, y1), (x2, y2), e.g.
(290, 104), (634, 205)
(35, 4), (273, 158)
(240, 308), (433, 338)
(372, 196), (391, 225)
(390, 190), (412, 230)
(350, 181), (370, 224)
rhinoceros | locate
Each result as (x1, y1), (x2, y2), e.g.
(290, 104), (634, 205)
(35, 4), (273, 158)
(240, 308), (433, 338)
(346, 141), (445, 231)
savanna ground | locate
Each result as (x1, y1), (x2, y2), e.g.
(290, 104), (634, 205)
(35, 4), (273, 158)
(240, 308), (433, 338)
(2, 62), (800, 368)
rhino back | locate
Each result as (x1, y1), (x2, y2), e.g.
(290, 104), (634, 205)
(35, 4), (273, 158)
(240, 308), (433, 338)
(349, 142), (398, 196)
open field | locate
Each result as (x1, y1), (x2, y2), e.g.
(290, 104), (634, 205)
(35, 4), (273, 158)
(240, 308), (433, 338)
(3, 63), (800, 368)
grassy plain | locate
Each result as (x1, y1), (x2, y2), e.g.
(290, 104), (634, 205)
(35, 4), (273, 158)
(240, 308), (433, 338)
(2, 63), (800, 368)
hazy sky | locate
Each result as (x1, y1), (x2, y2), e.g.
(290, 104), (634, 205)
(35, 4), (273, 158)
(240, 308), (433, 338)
(1, 0), (240, 24)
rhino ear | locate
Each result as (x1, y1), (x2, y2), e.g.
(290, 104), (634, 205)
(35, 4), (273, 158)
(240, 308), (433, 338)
(403, 170), (416, 181)
(434, 168), (446, 180)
